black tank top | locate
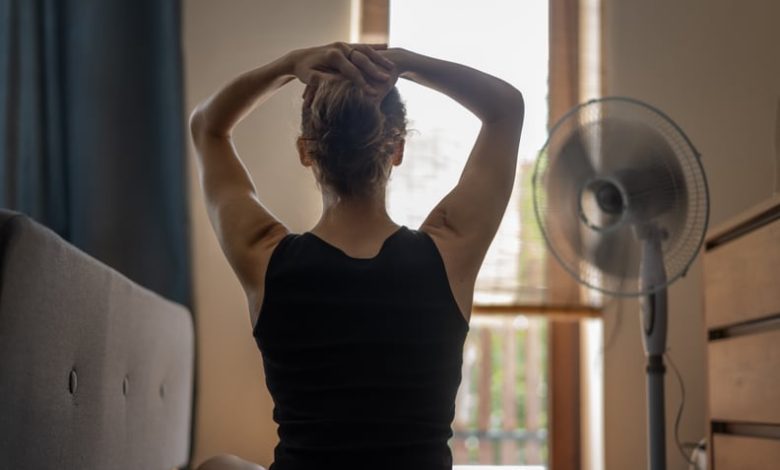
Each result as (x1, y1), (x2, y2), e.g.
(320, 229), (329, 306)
(253, 225), (469, 470)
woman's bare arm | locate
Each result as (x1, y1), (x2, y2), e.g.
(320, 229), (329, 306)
(189, 43), (392, 296)
(384, 48), (524, 124)
(382, 48), (525, 277)
(189, 53), (296, 296)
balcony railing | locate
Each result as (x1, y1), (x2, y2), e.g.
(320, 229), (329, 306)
(449, 316), (548, 466)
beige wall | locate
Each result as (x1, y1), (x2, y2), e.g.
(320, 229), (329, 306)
(183, 1), (351, 466)
(602, 0), (780, 469)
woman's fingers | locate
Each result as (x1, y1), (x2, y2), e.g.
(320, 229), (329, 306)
(349, 50), (391, 82)
(352, 44), (395, 70)
(332, 55), (374, 92)
(294, 42), (397, 95)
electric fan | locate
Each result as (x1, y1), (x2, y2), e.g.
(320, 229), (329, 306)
(532, 97), (709, 470)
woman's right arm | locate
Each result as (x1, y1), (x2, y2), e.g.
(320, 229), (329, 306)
(383, 48), (525, 280)
(383, 48), (525, 124)
(189, 42), (391, 319)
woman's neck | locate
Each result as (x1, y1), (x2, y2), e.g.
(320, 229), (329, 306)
(314, 189), (398, 234)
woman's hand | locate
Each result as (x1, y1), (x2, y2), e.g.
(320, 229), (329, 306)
(291, 42), (396, 98)
(356, 45), (400, 102)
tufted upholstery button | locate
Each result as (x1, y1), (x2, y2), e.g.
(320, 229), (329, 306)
(68, 369), (78, 394)
(122, 376), (129, 396)
(159, 383), (166, 399)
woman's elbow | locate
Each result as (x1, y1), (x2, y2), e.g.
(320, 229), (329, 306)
(487, 88), (524, 125)
(189, 105), (230, 146)
(506, 88), (525, 121)
(189, 107), (206, 142)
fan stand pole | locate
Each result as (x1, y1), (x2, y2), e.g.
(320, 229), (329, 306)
(642, 291), (668, 470)
(640, 234), (668, 470)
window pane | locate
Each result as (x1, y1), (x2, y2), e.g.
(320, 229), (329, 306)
(387, 0), (550, 305)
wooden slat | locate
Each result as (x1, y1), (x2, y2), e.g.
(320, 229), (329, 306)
(550, 321), (581, 470)
(473, 303), (601, 318)
(706, 193), (780, 248)
(547, 0), (583, 464)
(500, 326), (518, 463)
(704, 217), (780, 329)
(525, 320), (543, 464)
(708, 328), (780, 424)
(359, 0), (388, 44)
(713, 434), (780, 470)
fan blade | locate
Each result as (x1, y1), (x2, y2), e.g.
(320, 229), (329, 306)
(544, 127), (597, 220)
(540, 127), (600, 278)
(585, 226), (641, 281)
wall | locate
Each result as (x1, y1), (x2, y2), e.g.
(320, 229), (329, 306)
(182, 1), (351, 466)
(602, 0), (780, 468)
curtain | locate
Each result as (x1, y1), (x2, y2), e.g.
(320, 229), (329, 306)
(0, 0), (191, 307)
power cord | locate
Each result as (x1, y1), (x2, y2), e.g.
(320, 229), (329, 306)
(664, 350), (705, 469)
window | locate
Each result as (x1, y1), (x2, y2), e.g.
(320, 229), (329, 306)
(384, 1), (551, 466)
(354, 0), (604, 467)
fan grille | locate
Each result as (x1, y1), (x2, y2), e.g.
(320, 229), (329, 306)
(532, 97), (709, 296)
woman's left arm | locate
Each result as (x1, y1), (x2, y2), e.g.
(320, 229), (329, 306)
(189, 43), (392, 297)
(189, 53), (297, 297)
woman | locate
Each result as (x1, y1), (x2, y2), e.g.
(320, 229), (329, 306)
(190, 42), (524, 470)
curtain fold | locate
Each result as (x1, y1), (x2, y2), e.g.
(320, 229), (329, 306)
(0, 0), (191, 307)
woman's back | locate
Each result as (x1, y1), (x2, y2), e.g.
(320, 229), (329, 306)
(254, 225), (468, 469)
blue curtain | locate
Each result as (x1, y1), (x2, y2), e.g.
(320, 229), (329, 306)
(0, 0), (191, 307)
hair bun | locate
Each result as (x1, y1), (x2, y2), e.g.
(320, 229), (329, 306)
(301, 80), (407, 199)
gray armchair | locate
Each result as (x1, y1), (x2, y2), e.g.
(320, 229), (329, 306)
(0, 210), (194, 470)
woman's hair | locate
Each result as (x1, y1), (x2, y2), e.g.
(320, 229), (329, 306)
(300, 80), (407, 199)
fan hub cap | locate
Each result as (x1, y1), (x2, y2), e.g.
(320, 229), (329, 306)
(579, 178), (627, 232)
